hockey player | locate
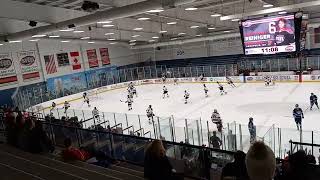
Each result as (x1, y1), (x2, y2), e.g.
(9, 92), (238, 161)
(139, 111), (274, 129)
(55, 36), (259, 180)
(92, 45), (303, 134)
(310, 93), (319, 110)
(248, 117), (256, 144)
(184, 90), (190, 104)
(132, 86), (137, 97)
(64, 101), (70, 114)
(293, 104), (304, 130)
(226, 76), (236, 88)
(217, 82), (227, 95)
(173, 77), (178, 85)
(83, 92), (87, 100)
(203, 84), (209, 97)
(128, 82), (134, 90)
(92, 107), (99, 118)
(128, 88), (134, 99)
(84, 96), (90, 107)
(146, 105), (154, 124)
(264, 76), (274, 86)
(211, 109), (223, 132)
(199, 74), (204, 81)
(161, 73), (166, 83)
(163, 86), (169, 98)
(125, 95), (133, 111)
(50, 102), (56, 114)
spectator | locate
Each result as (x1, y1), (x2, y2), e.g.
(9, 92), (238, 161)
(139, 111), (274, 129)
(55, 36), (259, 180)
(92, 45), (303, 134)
(221, 151), (248, 180)
(144, 140), (181, 180)
(29, 120), (54, 153)
(210, 131), (222, 149)
(62, 138), (91, 161)
(246, 141), (276, 180)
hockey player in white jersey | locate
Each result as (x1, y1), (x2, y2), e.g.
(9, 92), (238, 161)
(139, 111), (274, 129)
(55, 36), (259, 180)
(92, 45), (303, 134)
(84, 96), (90, 107)
(146, 105), (154, 124)
(184, 90), (190, 104)
(226, 77), (236, 88)
(211, 109), (223, 132)
(217, 81), (227, 95)
(132, 86), (137, 97)
(163, 86), (169, 98)
(203, 84), (209, 97)
(92, 107), (100, 123)
(64, 101), (70, 114)
(161, 73), (166, 83)
(125, 95), (133, 111)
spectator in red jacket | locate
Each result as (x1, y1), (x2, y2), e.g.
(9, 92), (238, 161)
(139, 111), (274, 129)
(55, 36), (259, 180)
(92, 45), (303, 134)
(62, 138), (91, 161)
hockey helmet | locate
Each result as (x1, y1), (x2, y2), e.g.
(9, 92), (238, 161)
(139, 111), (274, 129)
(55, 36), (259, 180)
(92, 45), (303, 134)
(249, 117), (253, 121)
(295, 104), (299, 108)
(214, 109), (218, 113)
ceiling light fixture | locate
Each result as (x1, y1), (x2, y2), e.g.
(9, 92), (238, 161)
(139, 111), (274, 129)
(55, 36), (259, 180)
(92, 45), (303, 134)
(263, 4), (273, 8)
(103, 24), (114, 27)
(278, 11), (287, 15)
(159, 30), (167, 33)
(195, 34), (202, 37)
(223, 30), (231, 33)
(88, 41), (95, 44)
(105, 32), (115, 35)
(133, 27), (143, 31)
(178, 32), (186, 36)
(138, 17), (150, 21)
(49, 35), (60, 38)
(167, 22), (177, 25)
(148, 39), (156, 42)
(129, 43), (136, 46)
(208, 27), (216, 30)
(73, 30), (85, 33)
(211, 13), (221, 17)
(231, 19), (240, 22)
(109, 42), (117, 45)
(108, 38), (116, 41)
(146, 9), (164, 13)
(132, 35), (141, 37)
(97, 20), (112, 24)
(9, 40), (22, 43)
(0, 44), (3, 46)
(185, 7), (198, 11)
(29, 39), (40, 42)
(80, 37), (90, 39)
(61, 40), (70, 43)
(59, 29), (74, 32)
(152, 36), (159, 39)
(170, 38), (178, 41)
(31, 34), (46, 38)
(129, 40), (137, 42)
(190, 25), (199, 28)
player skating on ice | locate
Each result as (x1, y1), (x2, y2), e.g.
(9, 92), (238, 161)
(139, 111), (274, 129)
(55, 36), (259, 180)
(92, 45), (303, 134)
(64, 101), (70, 114)
(125, 95), (133, 111)
(184, 90), (190, 104)
(83, 92), (87, 100)
(310, 93), (319, 110)
(132, 86), (137, 97)
(293, 104), (304, 130)
(211, 109), (223, 132)
(161, 73), (166, 83)
(203, 84), (209, 97)
(127, 88), (134, 99)
(248, 117), (256, 144)
(50, 102), (56, 113)
(84, 96), (90, 107)
(226, 76), (236, 88)
(146, 105), (154, 124)
(173, 77), (178, 85)
(163, 86), (169, 98)
(92, 107), (100, 123)
(264, 76), (274, 86)
(199, 74), (204, 81)
(217, 81), (227, 95)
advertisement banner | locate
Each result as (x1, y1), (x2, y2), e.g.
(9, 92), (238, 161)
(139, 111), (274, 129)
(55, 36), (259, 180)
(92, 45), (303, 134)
(0, 53), (18, 85)
(99, 48), (110, 65)
(70, 52), (81, 70)
(87, 49), (99, 68)
(246, 75), (299, 82)
(18, 51), (40, 81)
(46, 72), (87, 97)
(57, 52), (70, 67)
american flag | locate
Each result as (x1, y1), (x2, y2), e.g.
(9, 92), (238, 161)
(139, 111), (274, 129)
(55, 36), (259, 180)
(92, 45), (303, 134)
(44, 54), (57, 74)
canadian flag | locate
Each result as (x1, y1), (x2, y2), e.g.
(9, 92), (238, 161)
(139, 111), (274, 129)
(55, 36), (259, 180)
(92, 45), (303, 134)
(70, 52), (81, 70)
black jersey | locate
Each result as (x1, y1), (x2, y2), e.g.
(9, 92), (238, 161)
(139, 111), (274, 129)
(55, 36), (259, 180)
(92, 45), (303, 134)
(275, 31), (294, 46)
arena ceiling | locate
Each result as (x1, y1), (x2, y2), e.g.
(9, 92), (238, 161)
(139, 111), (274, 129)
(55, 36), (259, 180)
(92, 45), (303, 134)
(1, 0), (320, 47)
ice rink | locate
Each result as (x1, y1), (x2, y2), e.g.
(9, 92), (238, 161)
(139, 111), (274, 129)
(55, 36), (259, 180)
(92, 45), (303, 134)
(61, 82), (320, 130)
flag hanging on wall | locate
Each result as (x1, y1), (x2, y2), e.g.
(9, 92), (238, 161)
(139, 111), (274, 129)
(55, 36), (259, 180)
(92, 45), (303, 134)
(44, 54), (57, 74)
(17, 51), (40, 81)
(99, 48), (111, 65)
(70, 51), (81, 70)
(86, 49), (99, 68)
(57, 52), (70, 66)
(0, 53), (18, 86)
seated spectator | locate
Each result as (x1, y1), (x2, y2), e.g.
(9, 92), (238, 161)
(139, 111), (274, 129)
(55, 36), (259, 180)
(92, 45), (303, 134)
(62, 138), (116, 168)
(221, 151), (248, 180)
(29, 120), (54, 153)
(144, 140), (182, 180)
(246, 141), (276, 180)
